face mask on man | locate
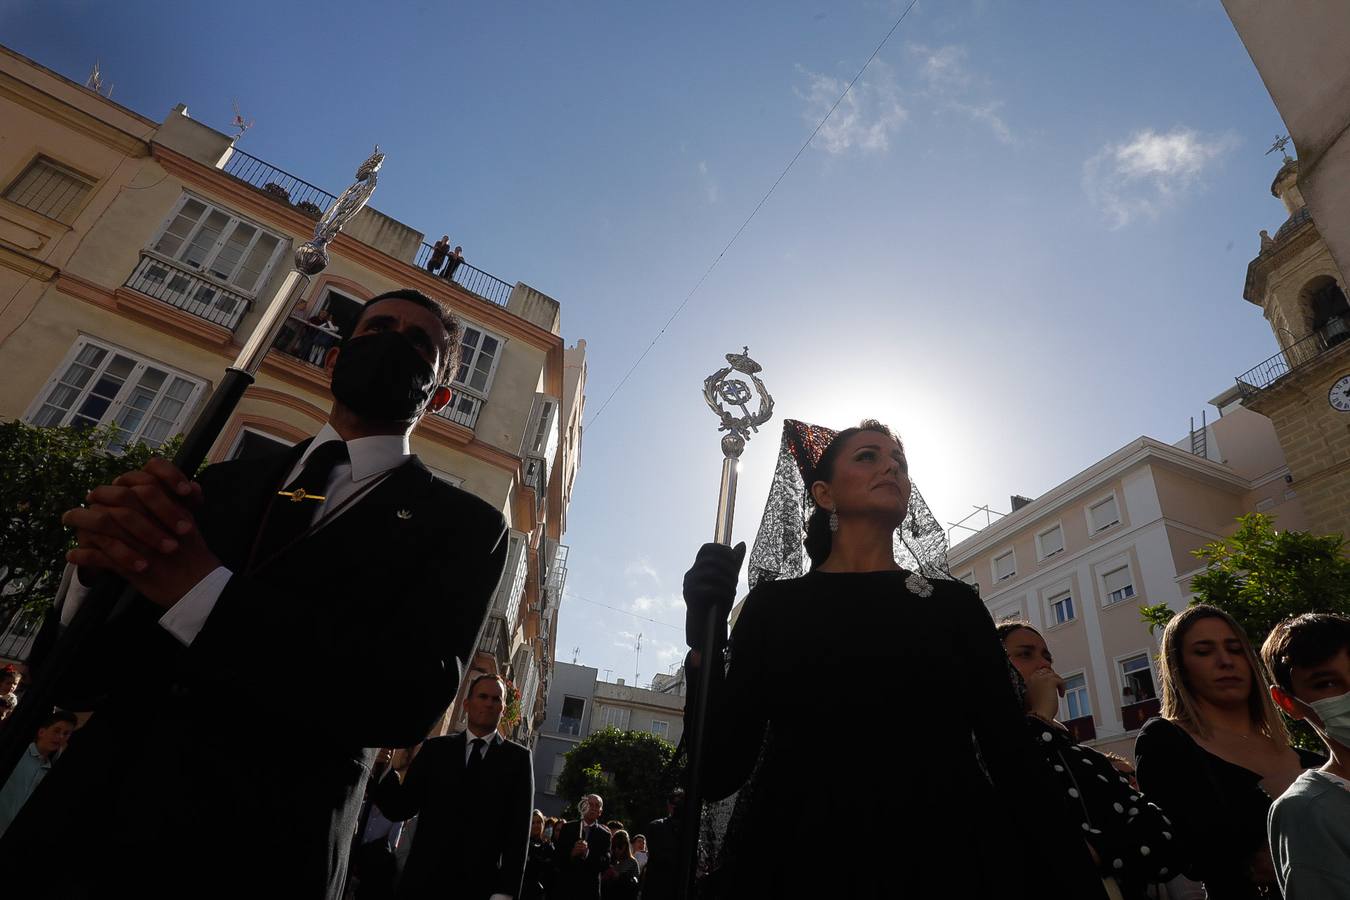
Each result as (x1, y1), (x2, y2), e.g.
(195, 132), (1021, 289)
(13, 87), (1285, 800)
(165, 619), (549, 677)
(1297, 689), (1350, 747)
(543, 826), (553, 841)
(330, 331), (438, 422)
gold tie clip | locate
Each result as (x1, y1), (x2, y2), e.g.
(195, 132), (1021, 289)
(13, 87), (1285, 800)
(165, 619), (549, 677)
(277, 488), (326, 503)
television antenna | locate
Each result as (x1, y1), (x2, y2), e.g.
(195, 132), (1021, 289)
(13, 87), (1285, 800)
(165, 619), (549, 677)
(230, 99), (255, 140)
(635, 632), (643, 686)
(85, 61), (113, 99)
(571, 645), (580, 664)
(1266, 134), (1294, 163)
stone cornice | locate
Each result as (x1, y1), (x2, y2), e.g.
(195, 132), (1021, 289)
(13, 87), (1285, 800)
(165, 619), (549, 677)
(1244, 221), (1322, 305)
(0, 244), (58, 281)
(0, 70), (150, 159)
(151, 145), (561, 355)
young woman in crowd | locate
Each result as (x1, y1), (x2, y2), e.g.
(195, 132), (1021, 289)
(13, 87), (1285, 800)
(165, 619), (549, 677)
(1135, 605), (1323, 899)
(521, 809), (554, 900)
(682, 419), (1101, 898)
(998, 621), (1183, 899)
(601, 829), (640, 900)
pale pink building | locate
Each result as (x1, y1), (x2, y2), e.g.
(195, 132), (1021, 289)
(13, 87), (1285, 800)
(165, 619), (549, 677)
(947, 390), (1305, 758)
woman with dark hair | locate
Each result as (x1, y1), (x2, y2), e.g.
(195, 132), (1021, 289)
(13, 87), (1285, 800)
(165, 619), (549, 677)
(1135, 605), (1323, 899)
(997, 621), (1183, 899)
(683, 419), (1101, 899)
(601, 829), (640, 900)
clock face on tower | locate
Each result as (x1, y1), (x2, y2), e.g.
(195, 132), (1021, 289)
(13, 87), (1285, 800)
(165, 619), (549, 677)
(1331, 375), (1350, 412)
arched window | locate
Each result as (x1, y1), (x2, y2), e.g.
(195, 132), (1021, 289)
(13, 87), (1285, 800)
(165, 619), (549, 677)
(1300, 276), (1349, 341)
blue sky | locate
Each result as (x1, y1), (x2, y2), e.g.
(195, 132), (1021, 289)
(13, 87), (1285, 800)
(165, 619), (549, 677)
(4, 1), (1294, 684)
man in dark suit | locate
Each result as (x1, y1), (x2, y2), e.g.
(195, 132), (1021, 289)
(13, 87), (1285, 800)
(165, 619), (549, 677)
(0, 289), (508, 898)
(636, 789), (683, 900)
(553, 794), (612, 900)
(372, 672), (533, 898)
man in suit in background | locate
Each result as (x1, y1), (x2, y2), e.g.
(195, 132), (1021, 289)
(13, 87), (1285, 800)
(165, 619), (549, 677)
(372, 672), (533, 898)
(553, 794), (612, 900)
(0, 289), (508, 898)
(636, 789), (683, 900)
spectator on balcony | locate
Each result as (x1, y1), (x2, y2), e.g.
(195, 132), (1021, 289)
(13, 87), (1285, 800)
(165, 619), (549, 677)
(998, 621), (1183, 900)
(1135, 605), (1323, 900)
(1261, 613), (1350, 899)
(0, 709), (75, 839)
(426, 236), (451, 275)
(308, 309), (342, 366)
(442, 246), (464, 282)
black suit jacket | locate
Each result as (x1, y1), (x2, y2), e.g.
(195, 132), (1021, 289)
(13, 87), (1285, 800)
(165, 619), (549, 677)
(0, 441), (507, 899)
(553, 819), (612, 900)
(373, 731), (533, 898)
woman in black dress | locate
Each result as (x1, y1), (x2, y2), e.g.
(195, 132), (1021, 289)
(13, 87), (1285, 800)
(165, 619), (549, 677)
(683, 419), (1101, 899)
(1135, 605), (1322, 899)
(522, 809), (555, 900)
(998, 621), (1183, 898)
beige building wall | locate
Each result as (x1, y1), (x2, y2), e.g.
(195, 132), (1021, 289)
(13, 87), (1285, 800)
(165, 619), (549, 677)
(0, 45), (585, 743)
(950, 402), (1307, 761)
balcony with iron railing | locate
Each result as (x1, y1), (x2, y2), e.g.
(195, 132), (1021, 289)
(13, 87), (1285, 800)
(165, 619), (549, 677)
(1236, 316), (1350, 398)
(221, 149), (514, 308)
(124, 253), (253, 331)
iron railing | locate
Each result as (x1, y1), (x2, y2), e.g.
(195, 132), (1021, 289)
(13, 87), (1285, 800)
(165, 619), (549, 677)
(413, 243), (514, 307)
(0, 609), (42, 663)
(1236, 317), (1350, 397)
(221, 149), (337, 217)
(225, 149), (515, 307)
(125, 254), (252, 330)
(433, 392), (484, 430)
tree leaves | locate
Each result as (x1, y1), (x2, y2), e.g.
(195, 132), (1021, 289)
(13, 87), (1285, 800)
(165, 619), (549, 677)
(553, 726), (683, 825)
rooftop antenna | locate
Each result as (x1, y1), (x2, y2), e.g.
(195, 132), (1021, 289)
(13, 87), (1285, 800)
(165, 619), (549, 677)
(85, 61), (113, 99)
(635, 632), (643, 686)
(603, 668), (613, 682)
(230, 99), (254, 141)
(571, 645), (580, 664)
(1266, 134), (1294, 163)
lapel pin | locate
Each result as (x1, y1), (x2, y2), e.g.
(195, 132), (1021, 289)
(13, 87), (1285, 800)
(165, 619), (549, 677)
(397, 509), (413, 520)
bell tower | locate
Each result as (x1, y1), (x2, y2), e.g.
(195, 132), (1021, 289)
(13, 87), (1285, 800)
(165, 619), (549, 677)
(1236, 153), (1350, 539)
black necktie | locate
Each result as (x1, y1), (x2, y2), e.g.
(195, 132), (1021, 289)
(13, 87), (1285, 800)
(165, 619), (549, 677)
(467, 737), (486, 769)
(257, 440), (349, 559)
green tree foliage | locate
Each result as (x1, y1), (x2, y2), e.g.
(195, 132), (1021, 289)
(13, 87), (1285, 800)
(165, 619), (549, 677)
(0, 421), (183, 625)
(1140, 514), (1350, 640)
(553, 727), (682, 826)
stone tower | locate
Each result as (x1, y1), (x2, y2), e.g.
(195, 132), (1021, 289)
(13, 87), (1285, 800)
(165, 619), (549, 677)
(1236, 158), (1350, 539)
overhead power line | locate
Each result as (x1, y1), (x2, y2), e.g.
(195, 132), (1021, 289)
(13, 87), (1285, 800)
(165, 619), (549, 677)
(587, 0), (923, 428)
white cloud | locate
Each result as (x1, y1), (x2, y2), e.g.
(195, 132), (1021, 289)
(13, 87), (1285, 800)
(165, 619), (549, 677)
(909, 43), (1015, 145)
(697, 160), (719, 204)
(796, 60), (908, 155)
(1084, 127), (1236, 228)
(630, 592), (681, 615)
(914, 43), (973, 91)
(624, 557), (660, 584)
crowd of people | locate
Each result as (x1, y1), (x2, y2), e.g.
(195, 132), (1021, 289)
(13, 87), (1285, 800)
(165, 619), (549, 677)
(0, 294), (1347, 897)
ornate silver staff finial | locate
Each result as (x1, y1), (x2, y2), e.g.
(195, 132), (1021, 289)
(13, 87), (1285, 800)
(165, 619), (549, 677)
(294, 145), (385, 275)
(703, 346), (774, 462)
(1265, 134), (1294, 163)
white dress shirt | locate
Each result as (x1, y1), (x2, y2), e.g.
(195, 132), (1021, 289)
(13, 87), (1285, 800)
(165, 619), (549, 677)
(464, 728), (502, 766)
(62, 424), (412, 646)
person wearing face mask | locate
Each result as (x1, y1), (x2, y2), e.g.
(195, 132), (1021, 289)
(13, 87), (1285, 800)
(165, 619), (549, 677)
(997, 622), (1184, 899)
(1135, 605), (1323, 900)
(522, 809), (556, 900)
(0, 289), (509, 898)
(681, 419), (1101, 899)
(1261, 613), (1350, 899)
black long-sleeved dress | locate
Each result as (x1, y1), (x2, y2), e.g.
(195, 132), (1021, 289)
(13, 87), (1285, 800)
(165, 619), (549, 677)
(695, 570), (1104, 899)
(1134, 717), (1323, 900)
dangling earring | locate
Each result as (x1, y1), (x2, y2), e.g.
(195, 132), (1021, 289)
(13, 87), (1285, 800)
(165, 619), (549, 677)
(828, 505), (839, 533)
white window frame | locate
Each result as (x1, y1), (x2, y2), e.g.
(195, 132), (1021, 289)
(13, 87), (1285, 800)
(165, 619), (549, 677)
(227, 426), (295, 460)
(558, 696), (587, 736)
(147, 192), (288, 297)
(3, 155), (96, 224)
(1100, 559), (1138, 607)
(1086, 492), (1122, 536)
(452, 320), (505, 400)
(650, 720), (670, 740)
(545, 753), (567, 794)
(24, 336), (206, 451)
(1117, 651), (1158, 707)
(1036, 521), (1065, 561)
(1060, 670), (1092, 722)
(992, 549), (1017, 582)
(598, 705), (631, 731)
(1047, 588), (1076, 627)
